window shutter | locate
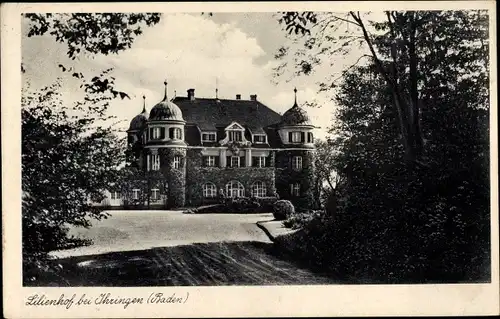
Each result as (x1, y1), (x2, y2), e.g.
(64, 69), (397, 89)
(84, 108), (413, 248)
(301, 132), (305, 142)
(227, 156), (231, 167)
(240, 156), (245, 167)
(149, 128), (153, 139)
(215, 156), (220, 167)
(288, 132), (293, 143)
(160, 128), (166, 139)
(252, 157), (257, 167)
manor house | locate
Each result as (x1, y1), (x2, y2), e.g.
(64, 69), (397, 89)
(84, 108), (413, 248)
(104, 82), (317, 209)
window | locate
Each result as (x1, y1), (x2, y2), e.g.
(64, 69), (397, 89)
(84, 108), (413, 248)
(152, 127), (161, 139)
(290, 183), (300, 196)
(170, 127), (182, 140)
(292, 156), (303, 171)
(290, 131), (302, 143)
(254, 156), (266, 168)
(229, 131), (242, 142)
(254, 134), (266, 143)
(230, 156), (240, 168)
(173, 156), (182, 169)
(202, 183), (217, 198)
(202, 132), (216, 142)
(204, 156), (216, 167)
(110, 191), (120, 200)
(226, 181), (244, 198)
(152, 154), (160, 171)
(132, 189), (140, 200)
(307, 132), (314, 143)
(151, 188), (160, 201)
(251, 181), (266, 198)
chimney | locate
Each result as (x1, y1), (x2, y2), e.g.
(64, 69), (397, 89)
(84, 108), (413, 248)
(236, 94), (241, 100)
(187, 88), (195, 101)
(250, 94), (257, 101)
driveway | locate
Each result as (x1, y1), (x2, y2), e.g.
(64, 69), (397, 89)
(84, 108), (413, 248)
(53, 211), (273, 258)
(37, 211), (338, 286)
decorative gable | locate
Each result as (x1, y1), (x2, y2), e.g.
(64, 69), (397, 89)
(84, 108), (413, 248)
(225, 122), (245, 131)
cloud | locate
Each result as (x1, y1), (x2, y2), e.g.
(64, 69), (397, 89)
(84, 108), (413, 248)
(22, 13), (335, 139)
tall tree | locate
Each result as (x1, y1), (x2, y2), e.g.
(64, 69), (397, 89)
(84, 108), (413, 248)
(277, 10), (489, 166)
(22, 13), (162, 283)
(275, 10), (490, 282)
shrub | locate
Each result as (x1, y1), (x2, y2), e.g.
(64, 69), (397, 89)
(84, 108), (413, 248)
(273, 200), (295, 220)
(226, 197), (261, 213)
(283, 210), (323, 229)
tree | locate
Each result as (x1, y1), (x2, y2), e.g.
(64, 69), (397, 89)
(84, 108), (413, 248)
(274, 11), (490, 282)
(22, 79), (125, 283)
(312, 139), (345, 210)
(22, 13), (162, 283)
(23, 13), (161, 98)
(277, 10), (489, 166)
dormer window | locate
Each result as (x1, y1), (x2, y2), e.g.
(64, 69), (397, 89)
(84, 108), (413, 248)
(224, 122), (246, 143)
(253, 134), (267, 144)
(202, 132), (216, 142)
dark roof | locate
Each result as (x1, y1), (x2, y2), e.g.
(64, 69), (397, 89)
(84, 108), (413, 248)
(173, 97), (282, 130)
(173, 97), (283, 147)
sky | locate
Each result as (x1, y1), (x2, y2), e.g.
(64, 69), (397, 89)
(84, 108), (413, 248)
(21, 12), (361, 140)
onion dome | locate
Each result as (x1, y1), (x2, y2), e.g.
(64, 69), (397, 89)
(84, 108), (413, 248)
(149, 80), (184, 122)
(128, 95), (148, 131)
(281, 87), (312, 126)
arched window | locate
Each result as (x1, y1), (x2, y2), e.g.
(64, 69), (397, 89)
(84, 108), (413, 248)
(251, 181), (266, 198)
(202, 183), (217, 198)
(226, 181), (244, 198)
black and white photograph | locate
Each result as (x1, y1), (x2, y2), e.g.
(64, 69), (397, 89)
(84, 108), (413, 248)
(2, 1), (499, 317)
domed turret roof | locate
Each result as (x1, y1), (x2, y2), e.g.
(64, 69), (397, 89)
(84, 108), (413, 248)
(128, 96), (148, 131)
(149, 81), (184, 122)
(281, 88), (312, 126)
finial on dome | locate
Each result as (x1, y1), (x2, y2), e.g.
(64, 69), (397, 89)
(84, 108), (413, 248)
(293, 87), (298, 107)
(163, 79), (168, 100)
(142, 95), (146, 113)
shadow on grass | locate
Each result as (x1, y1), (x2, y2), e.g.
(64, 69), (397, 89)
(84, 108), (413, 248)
(26, 241), (341, 286)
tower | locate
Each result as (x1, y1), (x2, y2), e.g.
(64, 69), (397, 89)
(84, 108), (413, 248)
(144, 80), (187, 208)
(276, 87), (317, 209)
(126, 95), (148, 168)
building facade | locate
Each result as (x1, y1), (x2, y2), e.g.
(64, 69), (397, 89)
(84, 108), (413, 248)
(119, 82), (317, 209)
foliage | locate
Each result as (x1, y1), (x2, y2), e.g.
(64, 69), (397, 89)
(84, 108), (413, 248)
(273, 200), (295, 220)
(312, 139), (345, 208)
(283, 210), (323, 230)
(185, 197), (278, 214)
(23, 13), (161, 99)
(275, 10), (490, 282)
(275, 150), (317, 209)
(22, 80), (125, 283)
(22, 13), (163, 283)
(185, 149), (277, 207)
